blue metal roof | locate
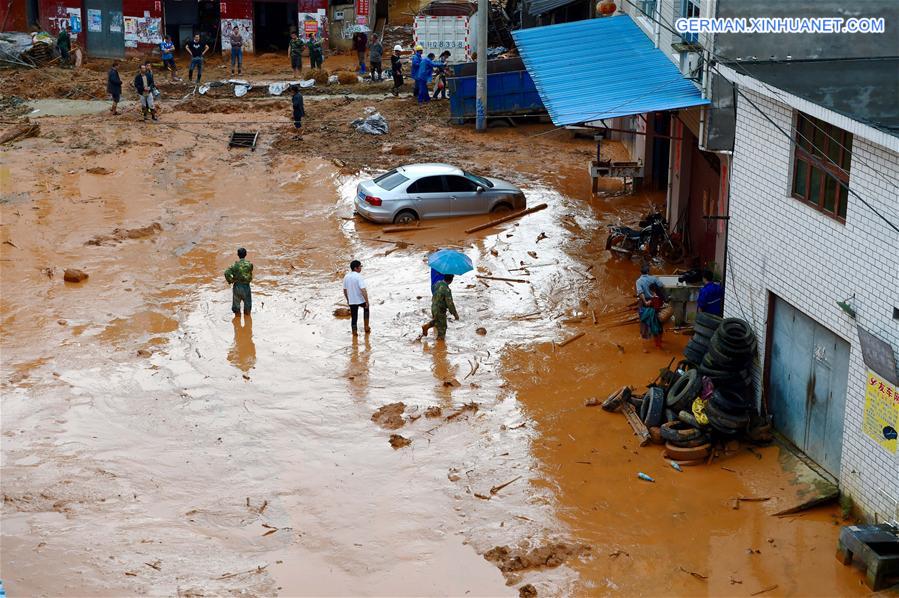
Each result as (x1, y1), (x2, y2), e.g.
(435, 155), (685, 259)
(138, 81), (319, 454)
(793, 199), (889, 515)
(512, 15), (710, 126)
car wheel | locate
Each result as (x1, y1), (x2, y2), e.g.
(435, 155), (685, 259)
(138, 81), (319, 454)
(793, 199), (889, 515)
(491, 202), (513, 215)
(393, 210), (419, 225)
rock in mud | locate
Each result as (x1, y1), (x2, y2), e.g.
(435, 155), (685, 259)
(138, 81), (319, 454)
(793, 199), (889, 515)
(85, 167), (113, 175)
(63, 268), (88, 283)
(372, 402), (406, 429)
(484, 542), (589, 573)
(424, 406), (442, 418)
(389, 144), (414, 156)
(476, 327), (487, 336)
(519, 584), (538, 598)
(333, 307), (351, 318)
(388, 434), (411, 449)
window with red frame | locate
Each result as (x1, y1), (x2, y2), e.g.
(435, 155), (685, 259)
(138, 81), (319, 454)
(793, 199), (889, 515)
(790, 112), (852, 221)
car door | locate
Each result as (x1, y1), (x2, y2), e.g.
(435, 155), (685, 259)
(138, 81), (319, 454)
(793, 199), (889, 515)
(444, 175), (483, 215)
(406, 175), (451, 218)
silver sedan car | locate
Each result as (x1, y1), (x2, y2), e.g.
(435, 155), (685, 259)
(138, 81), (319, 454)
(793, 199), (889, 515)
(354, 163), (527, 224)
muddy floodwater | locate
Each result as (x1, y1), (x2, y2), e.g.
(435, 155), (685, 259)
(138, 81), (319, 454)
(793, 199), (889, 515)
(0, 97), (868, 596)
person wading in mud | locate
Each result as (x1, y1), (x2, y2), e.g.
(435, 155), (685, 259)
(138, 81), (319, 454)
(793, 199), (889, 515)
(422, 275), (459, 340)
(289, 31), (305, 79)
(107, 61), (122, 115)
(133, 63), (158, 122)
(290, 85), (305, 140)
(186, 33), (209, 84)
(636, 262), (665, 349)
(225, 247), (254, 316)
(343, 260), (370, 336)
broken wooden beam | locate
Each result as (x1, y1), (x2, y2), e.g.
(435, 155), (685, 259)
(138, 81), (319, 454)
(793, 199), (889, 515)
(621, 402), (652, 446)
(464, 203), (548, 234)
(558, 332), (585, 347)
(476, 275), (530, 284)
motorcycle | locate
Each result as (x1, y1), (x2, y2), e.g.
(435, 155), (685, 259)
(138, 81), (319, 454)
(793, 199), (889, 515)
(605, 210), (685, 262)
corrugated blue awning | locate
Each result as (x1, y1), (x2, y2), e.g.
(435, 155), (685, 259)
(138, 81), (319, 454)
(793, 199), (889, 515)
(512, 15), (710, 126)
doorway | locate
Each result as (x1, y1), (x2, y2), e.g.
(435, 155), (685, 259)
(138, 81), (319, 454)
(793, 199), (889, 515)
(83, 0), (124, 58)
(766, 295), (850, 477)
(254, 0), (297, 52)
(26, 0), (40, 28)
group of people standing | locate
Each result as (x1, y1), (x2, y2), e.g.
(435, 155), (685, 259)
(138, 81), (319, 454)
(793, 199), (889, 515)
(225, 250), (460, 342)
(106, 60), (159, 121)
(288, 30), (325, 77)
(352, 32), (451, 102)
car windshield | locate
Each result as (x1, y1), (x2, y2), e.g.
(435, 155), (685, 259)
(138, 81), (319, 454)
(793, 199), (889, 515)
(463, 171), (493, 188)
(374, 170), (410, 191)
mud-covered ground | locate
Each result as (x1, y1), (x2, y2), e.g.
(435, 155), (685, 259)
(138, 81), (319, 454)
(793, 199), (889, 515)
(0, 60), (870, 596)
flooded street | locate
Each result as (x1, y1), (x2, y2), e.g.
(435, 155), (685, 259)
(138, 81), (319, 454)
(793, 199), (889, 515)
(0, 94), (866, 596)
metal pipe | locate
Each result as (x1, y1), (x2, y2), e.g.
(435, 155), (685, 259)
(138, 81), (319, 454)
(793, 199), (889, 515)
(475, 0), (488, 131)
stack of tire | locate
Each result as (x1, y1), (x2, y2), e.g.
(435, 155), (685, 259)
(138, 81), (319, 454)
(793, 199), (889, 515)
(683, 313), (722, 365)
(659, 369), (712, 463)
(698, 318), (758, 435)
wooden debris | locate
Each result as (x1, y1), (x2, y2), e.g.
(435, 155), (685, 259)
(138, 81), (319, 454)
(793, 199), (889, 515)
(602, 386), (631, 412)
(0, 123), (39, 145)
(476, 275), (530, 284)
(218, 565), (269, 580)
(736, 496), (771, 502)
(679, 566), (708, 581)
(751, 585), (778, 596)
(620, 402), (652, 446)
(446, 402), (479, 420)
(558, 332), (585, 347)
(490, 476), (522, 495)
(464, 203), (549, 234)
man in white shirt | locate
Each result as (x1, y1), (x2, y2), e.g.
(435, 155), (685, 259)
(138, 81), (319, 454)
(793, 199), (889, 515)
(343, 260), (370, 336)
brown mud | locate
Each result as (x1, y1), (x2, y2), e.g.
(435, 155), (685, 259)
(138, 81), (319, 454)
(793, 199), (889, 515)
(0, 86), (869, 596)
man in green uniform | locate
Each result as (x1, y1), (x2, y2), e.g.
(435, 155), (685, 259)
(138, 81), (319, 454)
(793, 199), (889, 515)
(224, 247), (254, 316)
(57, 24), (71, 66)
(289, 31), (305, 78)
(307, 33), (324, 69)
(422, 275), (459, 340)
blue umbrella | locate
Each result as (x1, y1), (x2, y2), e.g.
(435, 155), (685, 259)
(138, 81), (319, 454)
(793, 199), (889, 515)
(428, 249), (473, 275)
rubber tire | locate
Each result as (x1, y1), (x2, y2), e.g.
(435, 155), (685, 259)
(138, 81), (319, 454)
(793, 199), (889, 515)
(642, 387), (665, 427)
(393, 210), (419, 225)
(693, 322), (718, 339)
(705, 343), (750, 370)
(687, 337), (709, 352)
(660, 420), (704, 443)
(491, 202), (513, 214)
(668, 434), (712, 448)
(717, 318), (754, 346)
(683, 345), (706, 366)
(695, 313), (724, 329)
(678, 410), (700, 427)
(705, 400), (750, 429)
(664, 442), (711, 461)
(666, 369), (699, 408)
(665, 408), (677, 423)
(710, 333), (755, 359)
(665, 455), (708, 467)
(711, 388), (752, 414)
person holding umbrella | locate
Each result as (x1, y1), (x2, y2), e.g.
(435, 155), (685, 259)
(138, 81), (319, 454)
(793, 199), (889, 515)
(421, 249), (471, 340)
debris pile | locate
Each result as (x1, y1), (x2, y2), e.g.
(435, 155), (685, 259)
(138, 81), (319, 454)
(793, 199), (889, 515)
(601, 316), (772, 465)
(351, 112), (389, 135)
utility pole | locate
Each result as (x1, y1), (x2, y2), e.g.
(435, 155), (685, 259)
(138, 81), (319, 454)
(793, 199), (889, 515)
(475, 0), (488, 131)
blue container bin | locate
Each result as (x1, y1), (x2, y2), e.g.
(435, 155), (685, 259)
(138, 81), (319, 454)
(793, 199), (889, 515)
(447, 57), (545, 124)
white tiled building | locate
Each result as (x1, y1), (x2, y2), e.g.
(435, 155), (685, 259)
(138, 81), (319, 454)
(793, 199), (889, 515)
(721, 65), (899, 522)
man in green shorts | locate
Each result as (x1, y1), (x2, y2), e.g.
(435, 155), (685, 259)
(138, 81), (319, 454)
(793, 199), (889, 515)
(225, 247), (254, 316)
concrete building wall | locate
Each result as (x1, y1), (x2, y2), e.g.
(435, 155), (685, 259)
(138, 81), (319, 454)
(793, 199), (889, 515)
(726, 85), (899, 522)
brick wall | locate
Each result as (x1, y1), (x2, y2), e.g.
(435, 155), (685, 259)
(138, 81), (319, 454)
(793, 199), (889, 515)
(726, 86), (899, 522)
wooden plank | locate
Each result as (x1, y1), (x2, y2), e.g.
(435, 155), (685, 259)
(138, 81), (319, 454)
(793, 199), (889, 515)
(621, 402), (652, 446)
(476, 275), (529, 284)
(558, 332), (585, 347)
(464, 203), (549, 234)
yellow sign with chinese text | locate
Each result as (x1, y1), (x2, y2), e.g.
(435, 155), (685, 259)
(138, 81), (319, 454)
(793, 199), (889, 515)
(863, 369), (899, 453)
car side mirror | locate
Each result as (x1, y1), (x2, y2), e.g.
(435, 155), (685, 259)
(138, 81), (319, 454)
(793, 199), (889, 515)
(476, 186), (485, 193)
